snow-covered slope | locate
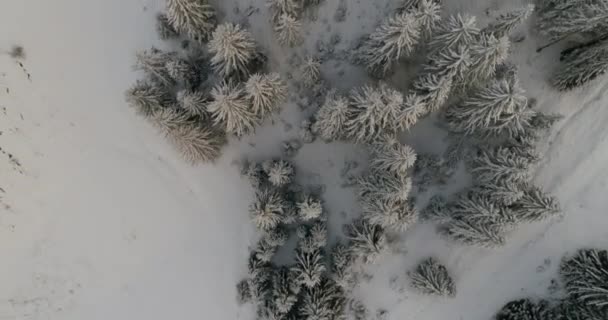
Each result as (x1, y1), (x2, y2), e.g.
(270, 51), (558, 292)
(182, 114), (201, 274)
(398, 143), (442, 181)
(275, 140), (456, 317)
(0, 1), (607, 320)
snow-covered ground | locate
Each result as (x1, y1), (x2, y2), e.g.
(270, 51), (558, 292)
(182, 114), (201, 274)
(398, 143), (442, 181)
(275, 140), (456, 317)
(0, 0), (607, 319)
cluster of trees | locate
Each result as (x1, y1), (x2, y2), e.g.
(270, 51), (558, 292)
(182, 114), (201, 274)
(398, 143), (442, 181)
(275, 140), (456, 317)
(268, 0), (324, 47)
(537, 0), (608, 90)
(496, 248), (608, 320)
(126, 0), (288, 164)
(239, 158), (396, 320)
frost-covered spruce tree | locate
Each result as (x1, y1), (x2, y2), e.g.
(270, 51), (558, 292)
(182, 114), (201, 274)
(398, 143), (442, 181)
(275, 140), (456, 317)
(483, 5), (534, 38)
(429, 14), (480, 53)
(370, 140), (417, 177)
(268, 0), (302, 23)
(265, 159), (295, 187)
(134, 48), (177, 86)
(150, 108), (226, 163)
(209, 23), (258, 79)
(312, 91), (349, 142)
(496, 299), (550, 320)
(156, 13), (179, 40)
(554, 299), (608, 320)
(409, 257), (456, 297)
(346, 219), (387, 264)
(358, 169), (412, 203)
(126, 80), (172, 117)
(446, 75), (530, 138)
(399, 93), (428, 128)
(509, 185), (560, 223)
(166, 0), (216, 42)
(272, 267), (301, 314)
(363, 197), (418, 232)
(465, 34), (510, 87)
(473, 180), (524, 206)
(359, 11), (421, 77)
(250, 187), (288, 231)
(560, 249), (608, 309)
(345, 83), (404, 143)
(552, 39), (608, 90)
(245, 73), (287, 120)
(447, 193), (515, 226)
(275, 14), (303, 47)
(441, 217), (506, 247)
(412, 73), (453, 113)
(422, 195), (450, 223)
(413, 0), (442, 38)
(300, 278), (347, 320)
(537, 0), (608, 42)
(165, 58), (200, 88)
(297, 194), (323, 221)
(301, 56), (321, 88)
(208, 81), (257, 137)
(176, 89), (209, 117)
(331, 243), (356, 292)
(470, 146), (532, 185)
(292, 247), (326, 288)
(426, 45), (472, 81)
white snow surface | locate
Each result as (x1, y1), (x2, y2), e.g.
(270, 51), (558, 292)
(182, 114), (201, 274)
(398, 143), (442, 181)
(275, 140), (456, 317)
(0, 0), (607, 319)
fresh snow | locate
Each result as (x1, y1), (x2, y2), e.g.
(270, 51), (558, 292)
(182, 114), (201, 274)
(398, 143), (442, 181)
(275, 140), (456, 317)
(0, 0), (608, 320)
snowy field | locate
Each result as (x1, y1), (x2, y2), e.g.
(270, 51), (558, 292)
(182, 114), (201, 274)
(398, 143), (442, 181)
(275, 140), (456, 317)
(0, 0), (607, 319)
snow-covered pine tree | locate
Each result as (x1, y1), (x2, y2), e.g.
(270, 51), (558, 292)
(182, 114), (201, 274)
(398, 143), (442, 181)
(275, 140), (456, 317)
(412, 73), (453, 113)
(496, 299), (550, 320)
(134, 48), (177, 86)
(552, 38), (608, 90)
(362, 197), (418, 232)
(429, 14), (480, 53)
(465, 34), (510, 87)
(166, 0), (216, 42)
(344, 83), (404, 143)
(399, 93), (428, 128)
(297, 194), (323, 221)
(292, 247), (326, 288)
(272, 267), (301, 315)
(149, 108), (226, 163)
(209, 23), (259, 79)
(483, 5), (535, 38)
(299, 119), (315, 143)
(207, 81), (257, 137)
(473, 179), (524, 206)
(370, 141), (417, 177)
(265, 159), (295, 187)
(165, 58), (200, 88)
(299, 278), (347, 320)
(359, 11), (421, 77)
(560, 249), (608, 310)
(413, 0), (442, 38)
(176, 89), (209, 117)
(346, 219), (387, 264)
(331, 243), (356, 292)
(312, 91), (349, 142)
(422, 195), (450, 223)
(509, 185), (560, 223)
(537, 0), (608, 42)
(409, 257), (456, 297)
(156, 13), (179, 40)
(236, 278), (252, 304)
(268, 0), (303, 23)
(426, 45), (472, 81)
(247, 256), (273, 304)
(358, 171), (412, 203)
(448, 192), (515, 226)
(126, 80), (172, 117)
(440, 217), (506, 247)
(470, 146), (532, 185)
(554, 299), (608, 320)
(250, 187), (288, 231)
(445, 75), (530, 138)
(255, 237), (280, 262)
(275, 14), (303, 47)
(264, 226), (289, 247)
(245, 73), (287, 120)
(301, 56), (321, 88)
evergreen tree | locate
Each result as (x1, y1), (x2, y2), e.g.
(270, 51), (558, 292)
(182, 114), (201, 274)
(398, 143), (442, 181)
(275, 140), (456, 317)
(125, 80), (172, 117)
(537, 0), (608, 42)
(363, 197), (418, 232)
(429, 14), (480, 53)
(236, 278), (252, 304)
(299, 278), (346, 320)
(345, 83), (404, 143)
(166, 0), (216, 42)
(555, 299), (608, 320)
(446, 76), (530, 138)
(150, 108), (226, 163)
(156, 13), (179, 40)
(299, 119), (315, 144)
(331, 243), (356, 291)
(471, 146), (532, 185)
(297, 194), (323, 221)
(399, 93), (428, 128)
(409, 257), (456, 297)
(264, 226), (289, 247)
(292, 247), (326, 288)
(268, 0), (303, 23)
(496, 299), (549, 320)
(552, 39), (608, 90)
(413, 0), (442, 38)
(465, 34), (510, 87)
(426, 45), (472, 80)
(357, 171), (412, 203)
(301, 56), (321, 88)
(509, 185), (560, 223)
(255, 237), (280, 262)
(272, 267), (301, 314)
(134, 48), (177, 86)
(441, 217), (506, 247)
(265, 159), (295, 187)
(209, 23), (259, 79)
(370, 141), (417, 177)
(275, 14), (303, 47)
(309, 221), (328, 248)
(560, 248), (608, 310)
(483, 5), (535, 38)
(165, 58), (200, 88)
(245, 73), (288, 120)
(422, 195), (450, 223)
(473, 179), (524, 206)
(312, 91), (349, 142)
(208, 81), (257, 137)
(412, 73), (453, 113)
(250, 187), (288, 231)
(176, 89), (209, 117)
(242, 160), (268, 188)
(346, 219), (387, 264)
(359, 11), (421, 77)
